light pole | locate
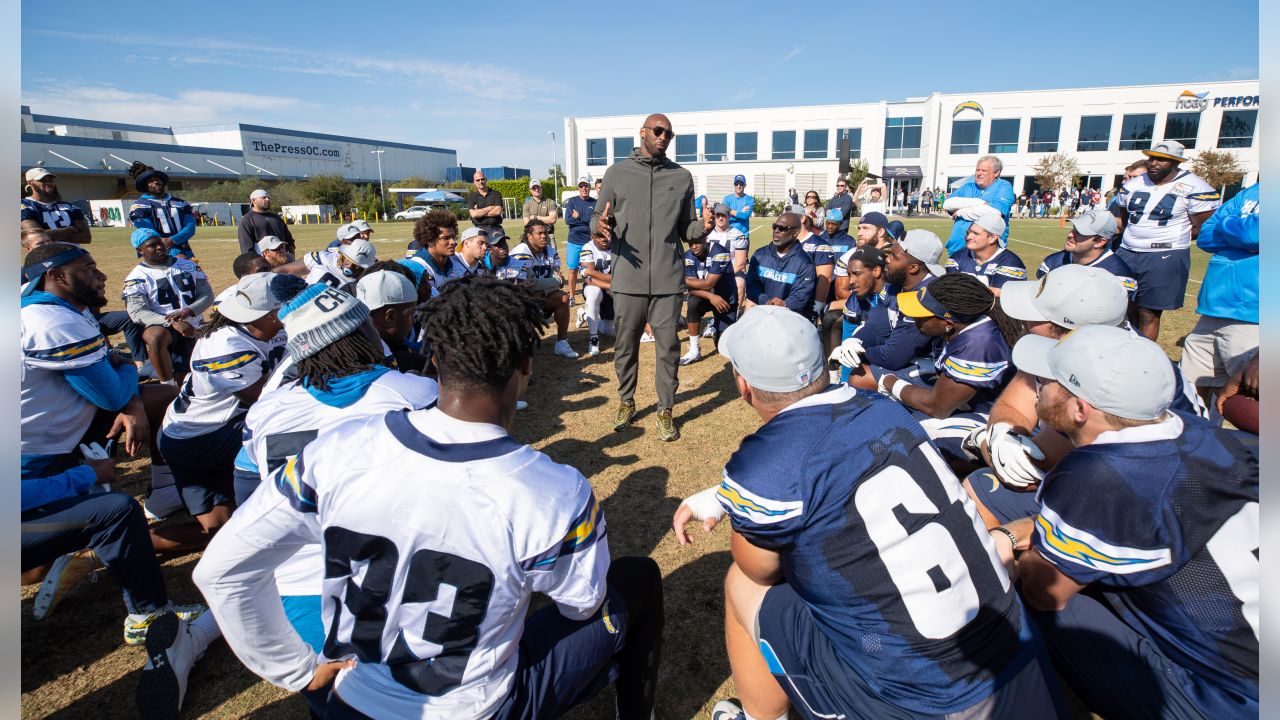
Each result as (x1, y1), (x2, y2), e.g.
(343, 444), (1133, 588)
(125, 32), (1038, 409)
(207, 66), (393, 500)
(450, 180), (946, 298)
(547, 131), (559, 206)
(370, 149), (386, 221)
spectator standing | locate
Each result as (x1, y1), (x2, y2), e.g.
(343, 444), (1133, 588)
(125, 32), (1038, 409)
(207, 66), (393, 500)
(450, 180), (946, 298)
(522, 178), (560, 241)
(237, 188), (294, 254)
(1180, 182), (1258, 411)
(800, 190), (826, 229)
(127, 162), (198, 260)
(563, 176), (597, 305)
(921, 187), (933, 215)
(1114, 140), (1221, 341)
(908, 188), (919, 216)
(788, 188), (799, 205)
(592, 113), (710, 441)
(722, 174), (754, 237)
(467, 170), (504, 230)
(942, 156), (1015, 255)
(854, 178), (888, 216)
(21, 168), (91, 245)
(826, 177), (854, 234)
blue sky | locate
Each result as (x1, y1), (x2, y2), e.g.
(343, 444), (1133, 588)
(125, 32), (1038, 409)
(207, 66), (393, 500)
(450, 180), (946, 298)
(22, 1), (1258, 173)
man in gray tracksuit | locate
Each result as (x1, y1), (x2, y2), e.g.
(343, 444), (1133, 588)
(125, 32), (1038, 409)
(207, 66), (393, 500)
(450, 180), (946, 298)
(593, 113), (711, 441)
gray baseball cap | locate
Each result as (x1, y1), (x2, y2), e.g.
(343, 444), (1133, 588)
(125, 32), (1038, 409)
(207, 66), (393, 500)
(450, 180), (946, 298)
(1012, 325), (1174, 420)
(1001, 264), (1128, 329)
(1143, 139), (1189, 163)
(718, 306), (825, 393)
(340, 238), (377, 268)
(218, 272), (286, 323)
(1069, 207), (1118, 239)
(357, 270), (417, 310)
(713, 203), (732, 216)
(898, 229), (946, 277)
(256, 235), (287, 252)
(971, 208), (1007, 237)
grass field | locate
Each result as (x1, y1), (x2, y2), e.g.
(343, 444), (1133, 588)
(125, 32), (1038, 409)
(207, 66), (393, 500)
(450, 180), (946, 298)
(20, 214), (1209, 719)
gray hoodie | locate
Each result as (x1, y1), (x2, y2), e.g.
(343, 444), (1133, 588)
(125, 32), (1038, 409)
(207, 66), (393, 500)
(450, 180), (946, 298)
(591, 148), (706, 295)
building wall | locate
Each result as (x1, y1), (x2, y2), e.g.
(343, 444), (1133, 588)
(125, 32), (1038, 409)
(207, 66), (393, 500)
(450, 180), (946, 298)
(564, 80), (1260, 203)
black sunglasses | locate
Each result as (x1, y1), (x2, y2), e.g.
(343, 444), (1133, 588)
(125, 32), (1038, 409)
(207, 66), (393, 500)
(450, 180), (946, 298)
(644, 125), (674, 138)
(772, 223), (798, 231)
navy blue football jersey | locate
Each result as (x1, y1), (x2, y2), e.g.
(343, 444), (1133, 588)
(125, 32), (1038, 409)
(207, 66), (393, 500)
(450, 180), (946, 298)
(930, 317), (1012, 413)
(1034, 412), (1258, 713)
(683, 242), (736, 303)
(719, 386), (1035, 714)
(129, 194), (193, 238)
(944, 247), (1027, 290)
(853, 275), (940, 371)
(1037, 248), (1138, 301)
(21, 197), (85, 231)
(816, 230), (855, 269)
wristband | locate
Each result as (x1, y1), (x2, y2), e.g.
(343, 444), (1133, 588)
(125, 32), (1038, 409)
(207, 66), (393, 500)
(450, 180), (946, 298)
(889, 376), (907, 402)
(991, 526), (1022, 560)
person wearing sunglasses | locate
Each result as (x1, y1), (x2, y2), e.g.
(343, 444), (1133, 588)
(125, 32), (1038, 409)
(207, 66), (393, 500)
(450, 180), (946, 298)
(826, 177), (854, 234)
(591, 113), (712, 442)
(722, 174), (754, 237)
(742, 212), (816, 318)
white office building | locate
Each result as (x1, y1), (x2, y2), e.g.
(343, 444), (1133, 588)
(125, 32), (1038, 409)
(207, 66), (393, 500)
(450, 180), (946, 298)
(562, 80), (1259, 204)
(21, 105), (457, 200)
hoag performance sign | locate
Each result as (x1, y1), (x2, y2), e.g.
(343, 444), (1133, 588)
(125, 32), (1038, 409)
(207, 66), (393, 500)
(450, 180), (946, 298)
(247, 136), (343, 161)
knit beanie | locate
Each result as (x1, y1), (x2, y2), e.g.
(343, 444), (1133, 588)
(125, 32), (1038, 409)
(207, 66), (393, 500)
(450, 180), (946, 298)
(277, 284), (370, 360)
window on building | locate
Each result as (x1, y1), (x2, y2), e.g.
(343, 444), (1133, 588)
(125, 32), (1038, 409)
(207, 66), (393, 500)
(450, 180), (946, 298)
(772, 130), (796, 160)
(1076, 115), (1111, 152)
(112, 130), (123, 141)
(1118, 114), (1156, 151)
(613, 137), (635, 163)
(674, 134), (698, 164)
(802, 129), (829, 159)
(950, 120), (980, 155)
(1028, 117), (1060, 152)
(1163, 113), (1200, 148)
(1217, 110), (1257, 148)
(735, 131), (758, 161)
(704, 133), (727, 161)
(884, 117), (923, 159)
(988, 119), (1019, 153)
(586, 138), (607, 166)
(837, 128), (862, 159)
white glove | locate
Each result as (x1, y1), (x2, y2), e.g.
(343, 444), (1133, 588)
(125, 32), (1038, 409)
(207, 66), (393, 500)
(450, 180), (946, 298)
(909, 358), (937, 379)
(829, 337), (867, 369)
(960, 425), (990, 463)
(812, 300), (826, 317)
(681, 484), (726, 523)
(943, 196), (985, 212)
(988, 422), (1046, 489)
(79, 442), (109, 460)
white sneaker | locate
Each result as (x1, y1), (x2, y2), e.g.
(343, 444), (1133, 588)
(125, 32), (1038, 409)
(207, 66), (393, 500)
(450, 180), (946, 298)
(143, 467), (185, 522)
(702, 322), (717, 338)
(640, 331), (655, 343)
(554, 339), (579, 359)
(679, 349), (701, 366)
(575, 307), (587, 329)
(136, 611), (209, 720)
(516, 400), (529, 411)
(33, 549), (100, 620)
(588, 336), (601, 356)
(711, 700), (745, 720)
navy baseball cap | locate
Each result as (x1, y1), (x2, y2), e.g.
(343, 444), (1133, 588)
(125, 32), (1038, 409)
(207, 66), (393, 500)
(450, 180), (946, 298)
(859, 212), (889, 229)
(886, 220), (905, 240)
(733, 174), (746, 186)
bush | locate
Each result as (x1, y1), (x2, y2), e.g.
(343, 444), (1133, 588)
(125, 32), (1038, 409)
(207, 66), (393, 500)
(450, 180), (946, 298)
(302, 174), (354, 208)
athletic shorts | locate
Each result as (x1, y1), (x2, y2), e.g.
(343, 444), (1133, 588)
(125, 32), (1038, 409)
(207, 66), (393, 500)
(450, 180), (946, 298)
(755, 582), (1061, 719)
(564, 240), (586, 271)
(1179, 316), (1258, 388)
(1116, 247), (1191, 311)
(685, 294), (737, 327)
(156, 420), (242, 515)
(281, 595), (325, 653)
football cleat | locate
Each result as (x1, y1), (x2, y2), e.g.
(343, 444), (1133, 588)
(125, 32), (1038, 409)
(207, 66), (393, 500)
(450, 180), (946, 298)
(136, 611), (209, 720)
(125, 604), (208, 646)
(554, 340), (579, 359)
(588, 336), (601, 357)
(640, 331), (655, 343)
(33, 549), (101, 620)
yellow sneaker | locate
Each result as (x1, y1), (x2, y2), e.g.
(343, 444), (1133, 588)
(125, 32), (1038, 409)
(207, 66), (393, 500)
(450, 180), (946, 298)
(33, 549), (101, 620)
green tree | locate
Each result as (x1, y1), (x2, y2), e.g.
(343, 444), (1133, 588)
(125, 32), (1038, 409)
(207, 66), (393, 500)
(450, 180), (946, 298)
(1191, 149), (1244, 192)
(302, 174), (353, 208)
(1032, 153), (1080, 192)
(841, 158), (870, 194)
(545, 164), (568, 189)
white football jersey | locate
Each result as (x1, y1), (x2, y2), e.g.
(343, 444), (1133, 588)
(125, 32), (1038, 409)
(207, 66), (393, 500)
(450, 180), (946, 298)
(509, 242), (560, 280)
(242, 370), (439, 596)
(21, 299), (108, 455)
(161, 326), (286, 439)
(578, 243), (614, 282)
(200, 407), (608, 718)
(303, 250), (356, 293)
(707, 227), (748, 252)
(122, 258), (208, 327)
(1117, 170), (1221, 252)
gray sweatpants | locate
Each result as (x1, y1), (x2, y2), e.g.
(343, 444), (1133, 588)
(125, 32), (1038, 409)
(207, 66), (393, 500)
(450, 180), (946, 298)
(613, 292), (682, 411)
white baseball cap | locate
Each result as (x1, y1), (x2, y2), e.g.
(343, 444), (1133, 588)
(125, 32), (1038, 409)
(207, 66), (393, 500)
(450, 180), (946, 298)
(25, 167), (55, 182)
(218, 272), (287, 323)
(1001, 264), (1128, 329)
(340, 238), (377, 268)
(249, 188), (269, 200)
(357, 270), (417, 310)
(1143, 139), (1189, 163)
(350, 219), (372, 233)
(971, 208), (1007, 237)
(336, 223), (361, 241)
(256, 235), (287, 252)
(719, 306), (825, 393)
(577, 176), (590, 186)
(1012, 325), (1174, 420)
(897, 229), (946, 277)
(529, 179), (542, 189)
(1068, 207), (1118, 239)
(460, 226), (488, 243)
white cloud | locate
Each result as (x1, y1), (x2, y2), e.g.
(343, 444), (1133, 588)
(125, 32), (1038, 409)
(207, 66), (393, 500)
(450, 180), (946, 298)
(780, 46), (805, 62)
(22, 83), (310, 128)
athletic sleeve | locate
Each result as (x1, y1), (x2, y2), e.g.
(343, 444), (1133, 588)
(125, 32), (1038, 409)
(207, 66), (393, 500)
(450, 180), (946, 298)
(22, 315), (108, 372)
(63, 358), (139, 411)
(1033, 451), (1179, 588)
(21, 465), (98, 512)
(188, 276), (215, 317)
(192, 458), (322, 692)
(745, 253), (766, 304)
(128, 202), (155, 230)
(1185, 176), (1223, 215)
(864, 313), (932, 371)
(125, 292), (169, 327)
(520, 477), (609, 621)
(681, 251), (697, 279)
(833, 248), (853, 278)
(708, 250), (733, 278)
(986, 253), (1028, 290)
(168, 203), (196, 246)
(20, 201), (39, 224)
(718, 434), (806, 552)
(1197, 187), (1258, 253)
(237, 218), (256, 254)
(302, 251), (324, 271)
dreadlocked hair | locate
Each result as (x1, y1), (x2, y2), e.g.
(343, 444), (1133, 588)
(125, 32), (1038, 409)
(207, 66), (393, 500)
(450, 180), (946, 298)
(295, 331), (383, 392)
(927, 272), (1025, 348)
(422, 275), (548, 395)
(412, 209), (458, 250)
(195, 309), (239, 339)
